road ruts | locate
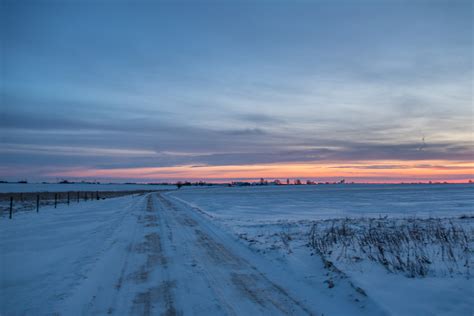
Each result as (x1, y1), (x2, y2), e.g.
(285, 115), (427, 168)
(153, 193), (316, 315)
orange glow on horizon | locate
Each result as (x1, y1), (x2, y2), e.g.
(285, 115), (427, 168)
(46, 160), (474, 183)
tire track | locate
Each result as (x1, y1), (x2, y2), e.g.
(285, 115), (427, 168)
(103, 194), (180, 316)
(156, 193), (315, 315)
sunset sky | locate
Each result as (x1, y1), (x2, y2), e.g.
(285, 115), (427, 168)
(1, 0), (473, 183)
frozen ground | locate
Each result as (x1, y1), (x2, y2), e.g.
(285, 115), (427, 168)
(0, 192), (382, 315)
(167, 184), (474, 315)
(168, 184), (474, 222)
(0, 182), (174, 193)
(1, 185), (472, 315)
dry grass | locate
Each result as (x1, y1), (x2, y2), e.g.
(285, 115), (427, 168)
(309, 217), (473, 278)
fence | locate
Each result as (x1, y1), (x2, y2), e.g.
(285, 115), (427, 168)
(1, 190), (166, 219)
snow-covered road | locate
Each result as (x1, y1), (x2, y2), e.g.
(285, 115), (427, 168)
(1, 192), (385, 315)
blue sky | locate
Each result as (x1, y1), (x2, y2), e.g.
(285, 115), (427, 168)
(1, 0), (472, 182)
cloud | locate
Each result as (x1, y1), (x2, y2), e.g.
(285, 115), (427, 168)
(236, 113), (285, 124)
(222, 128), (267, 136)
(2, 95), (473, 173)
(1, 0), (472, 181)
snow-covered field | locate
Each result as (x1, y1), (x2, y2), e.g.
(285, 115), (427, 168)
(167, 184), (474, 315)
(168, 184), (474, 222)
(0, 192), (383, 315)
(0, 182), (174, 193)
(1, 184), (472, 315)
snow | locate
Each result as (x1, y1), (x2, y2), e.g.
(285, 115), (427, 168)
(168, 184), (474, 223)
(0, 182), (174, 193)
(167, 184), (474, 316)
(1, 184), (473, 315)
(0, 195), (143, 315)
(346, 264), (473, 316)
(0, 192), (385, 315)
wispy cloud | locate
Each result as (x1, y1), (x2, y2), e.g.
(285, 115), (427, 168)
(1, 0), (472, 182)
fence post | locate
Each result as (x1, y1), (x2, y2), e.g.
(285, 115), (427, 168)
(77, 192), (80, 203)
(37, 195), (40, 213)
(55, 193), (58, 208)
(9, 197), (13, 219)
(85, 192), (88, 201)
(96, 191), (99, 200)
(67, 192), (70, 205)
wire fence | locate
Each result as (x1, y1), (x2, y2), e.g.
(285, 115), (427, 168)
(1, 190), (172, 219)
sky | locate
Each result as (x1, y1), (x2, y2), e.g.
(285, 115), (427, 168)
(1, 0), (473, 183)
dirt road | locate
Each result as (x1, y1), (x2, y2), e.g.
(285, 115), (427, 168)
(29, 192), (383, 315)
(101, 193), (315, 315)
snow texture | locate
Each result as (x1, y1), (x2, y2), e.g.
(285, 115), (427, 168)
(1, 192), (383, 315)
(1, 184), (473, 315)
(168, 184), (474, 315)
